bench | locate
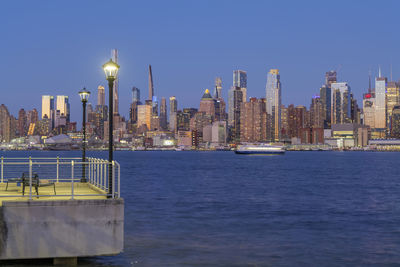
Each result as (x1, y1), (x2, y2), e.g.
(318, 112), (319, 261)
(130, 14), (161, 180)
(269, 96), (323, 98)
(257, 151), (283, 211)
(19, 172), (56, 197)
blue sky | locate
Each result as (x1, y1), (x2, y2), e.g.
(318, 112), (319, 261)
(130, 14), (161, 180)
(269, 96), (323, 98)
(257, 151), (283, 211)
(0, 0), (399, 123)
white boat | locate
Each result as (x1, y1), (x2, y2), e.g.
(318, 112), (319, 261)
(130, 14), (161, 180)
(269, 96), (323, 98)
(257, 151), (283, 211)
(235, 144), (285, 154)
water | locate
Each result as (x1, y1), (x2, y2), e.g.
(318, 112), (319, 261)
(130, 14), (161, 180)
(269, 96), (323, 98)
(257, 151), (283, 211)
(2, 150), (400, 266)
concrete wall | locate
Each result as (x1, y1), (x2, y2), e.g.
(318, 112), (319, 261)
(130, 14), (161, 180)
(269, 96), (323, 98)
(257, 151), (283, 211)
(0, 199), (124, 260)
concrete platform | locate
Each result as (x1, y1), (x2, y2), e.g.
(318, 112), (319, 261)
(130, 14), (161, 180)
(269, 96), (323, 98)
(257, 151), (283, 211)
(0, 198), (124, 260)
(0, 182), (107, 205)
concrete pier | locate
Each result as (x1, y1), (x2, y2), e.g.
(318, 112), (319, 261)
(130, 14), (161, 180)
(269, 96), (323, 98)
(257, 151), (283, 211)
(0, 199), (124, 260)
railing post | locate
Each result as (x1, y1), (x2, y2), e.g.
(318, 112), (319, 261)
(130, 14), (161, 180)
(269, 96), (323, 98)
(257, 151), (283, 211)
(56, 156), (59, 183)
(103, 160), (107, 191)
(29, 156), (32, 200)
(118, 162), (120, 198)
(112, 161), (115, 198)
(1, 156), (3, 183)
(71, 160), (74, 200)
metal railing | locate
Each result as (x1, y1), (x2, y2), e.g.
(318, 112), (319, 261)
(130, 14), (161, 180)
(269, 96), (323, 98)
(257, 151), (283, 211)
(0, 157), (120, 200)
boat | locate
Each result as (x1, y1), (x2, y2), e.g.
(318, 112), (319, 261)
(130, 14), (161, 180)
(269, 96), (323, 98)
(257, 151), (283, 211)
(235, 144), (285, 154)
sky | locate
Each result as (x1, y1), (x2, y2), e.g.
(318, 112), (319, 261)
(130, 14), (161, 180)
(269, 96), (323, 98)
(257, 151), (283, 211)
(0, 0), (399, 124)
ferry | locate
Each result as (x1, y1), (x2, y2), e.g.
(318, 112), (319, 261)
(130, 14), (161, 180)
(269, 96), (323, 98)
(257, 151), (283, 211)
(235, 144), (285, 154)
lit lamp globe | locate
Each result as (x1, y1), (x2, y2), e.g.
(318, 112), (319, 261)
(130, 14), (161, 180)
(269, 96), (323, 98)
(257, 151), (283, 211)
(79, 88), (91, 103)
(102, 59), (120, 80)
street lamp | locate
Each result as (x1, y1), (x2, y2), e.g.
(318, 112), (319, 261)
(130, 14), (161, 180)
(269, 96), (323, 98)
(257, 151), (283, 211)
(79, 87), (90, 183)
(102, 59), (120, 197)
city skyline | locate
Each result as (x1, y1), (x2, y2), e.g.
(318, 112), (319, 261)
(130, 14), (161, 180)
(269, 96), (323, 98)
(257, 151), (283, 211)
(0, 1), (399, 124)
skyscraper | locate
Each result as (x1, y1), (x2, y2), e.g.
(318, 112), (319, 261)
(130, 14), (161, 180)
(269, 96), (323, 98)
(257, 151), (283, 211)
(112, 49), (119, 115)
(266, 69), (282, 141)
(310, 95), (324, 128)
(97, 85), (105, 106)
(0, 104), (11, 142)
(228, 87), (235, 126)
(169, 96), (177, 132)
(233, 70), (247, 102)
(331, 82), (351, 124)
(391, 105), (400, 137)
(17, 108), (27, 137)
(56, 95), (70, 122)
(240, 98), (267, 142)
(160, 97), (167, 130)
(199, 89), (216, 119)
(41, 95), (54, 119)
(149, 65), (154, 100)
(386, 81), (399, 129)
(363, 92), (376, 128)
(375, 73), (387, 129)
(214, 77), (222, 98)
(130, 87), (141, 124)
(232, 86), (243, 142)
(325, 71), (337, 87)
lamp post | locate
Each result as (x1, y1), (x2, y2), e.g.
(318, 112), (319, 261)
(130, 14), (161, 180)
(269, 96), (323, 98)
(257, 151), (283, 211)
(102, 59), (120, 197)
(79, 88), (90, 183)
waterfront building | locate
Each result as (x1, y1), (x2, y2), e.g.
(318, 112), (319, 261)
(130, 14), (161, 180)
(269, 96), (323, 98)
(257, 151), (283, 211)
(280, 105), (289, 140)
(202, 124), (212, 143)
(233, 70), (247, 102)
(160, 97), (167, 130)
(190, 112), (212, 141)
(199, 89), (216, 119)
(177, 130), (192, 147)
(56, 95), (70, 123)
(137, 104), (152, 130)
(331, 123), (369, 147)
(230, 86), (243, 142)
(375, 74), (387, 129)
(0, 104), (11, 142)
(266, 69), (282, 141)
(350, 93), (361, 124)
(112, 49), (119, 115)
(391, 105), (400, 138)
(97, 85), (105, 106)
(386, 81), (399, 129)
(331, 82), (351, 124)
(310, 95), (324, 128)
(41, 95), (54, 120)
(299, 127), (324, 144)
(240, 97), (267, 142)
(211, 121), (227, 145)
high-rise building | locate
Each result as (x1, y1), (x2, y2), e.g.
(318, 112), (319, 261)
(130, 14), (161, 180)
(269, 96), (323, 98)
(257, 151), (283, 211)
(56, 95), (70, 122)
(331, 82), (351, 124)
(152, 96), (158, 116)
(199, 89), (216, 119)
(97, 85), (105, 106)
(112, 49), (119, 115)
(228, 87), (235, 126)
(375, 74), (387, 129)
(233, 70), (247, 102)
(176, 111), (191, 131)
(319, 85), (331, 128)
(386, 81), (399, 129)
(149, 65), (154, 101)
(27, 108), (38, 126)
(137, 104), (152, 130)
(280, 105), (289, 139)
(214, 77), (222, 98)
(160, 97), (167, 130)
(232, 86), (243, 142)
(391, 105), (400, 137)
(17, 108), (27, 137)
(266, 69), (282, 141)
(325, 71), (337, 87)
(310, 95), (324, 128)
(363, 92), (376, 128)
(0, 104), (11, 142)
(129, 87), (141, 124)
(240, 98), (267, 142)
(169, 96), (177, 132)
(41, 95), (54, 119)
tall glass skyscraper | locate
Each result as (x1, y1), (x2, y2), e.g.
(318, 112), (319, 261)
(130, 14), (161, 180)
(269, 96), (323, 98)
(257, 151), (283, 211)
(265, 69), (281, 141)
(375, 76), (387, 129)
(233, 70), (247, 102)
(41, 95), (54, 119)
(56, 95), (70, 122)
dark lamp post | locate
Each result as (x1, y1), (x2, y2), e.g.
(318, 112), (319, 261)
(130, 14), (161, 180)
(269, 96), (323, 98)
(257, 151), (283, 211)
(102, 59), (120, 197)
(79, 87), (90, 183)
